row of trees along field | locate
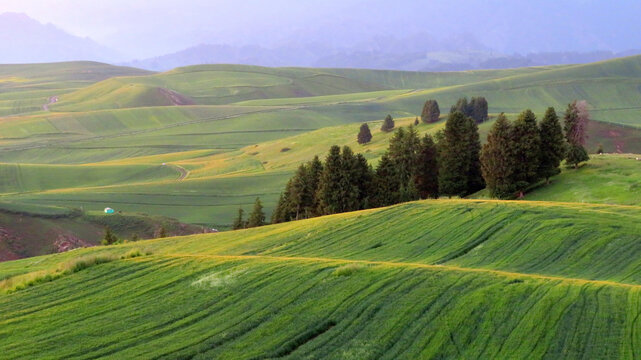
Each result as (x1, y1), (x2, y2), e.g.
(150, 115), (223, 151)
(358, 97), (488, 144)
(271, 99), (589, 224)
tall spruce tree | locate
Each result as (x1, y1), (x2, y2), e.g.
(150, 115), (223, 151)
(564, 101), (590, 168)
(357, 123), (373, 144)
(246, 197), (265, 228)
(466, 118), (485, 193)
(511, 109), (542, 191)
(470, 97), (488, 123)
(271, 193), (288, 224)
(421, 99), (440, 123)
(381, 114), (395, 132)
(450, 97), (470, 117)
(388, 126), (421, 188)
(415, 134), (439, 199)
(232, 207), (246, 230)
(480, 113), (516, 198)
(307, 156), (323, 216)
(538, 107), (566, 183)
(337, 146), (361, 212)
(372, 153), (399, 207)
(316, 145), (343, 215)
(439, 111), (478, 197)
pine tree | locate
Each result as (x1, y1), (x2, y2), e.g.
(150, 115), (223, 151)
(439, 111), (473, 197)
(372, 153), (399, 207)
(352, 153), (374, 209)
(414, 117), (419, 126)
(596, 144), (604, 154)
(421, 99), (440, 123)
(564, 101), (590, 168)
(538, 107), (566, 183)
(232, 207), (245, 230)
(480, 113), (516, 198)
(450, 97), (470, 117)
(316, 145), (343, 215)
(101, 226), (117, 245)
(271, 192), (287, 224)
(511, 109), (542, 191)
(388, 126), (421, 187)
(466, 118), (485, 193)
(357, 123), (373, 144)
(158, 226), (167, 238)
(306, 156), (323, 217)
(470, 97), (488, 123)
(381, 114), (395, 132)
(415, 134), (439, 199)
(247, 197), (265, 228)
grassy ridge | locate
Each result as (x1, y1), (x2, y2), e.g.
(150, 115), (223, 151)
(1, 199), (641, 358)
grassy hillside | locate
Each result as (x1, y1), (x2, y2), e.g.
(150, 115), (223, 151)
(1, 199), (641, 358)
(0, 62), (151, 117)
(52, 65), (388, 111)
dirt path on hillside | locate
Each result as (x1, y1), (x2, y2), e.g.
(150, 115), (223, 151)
(42, 96), (58, 111)
(167, 164), (189, 181)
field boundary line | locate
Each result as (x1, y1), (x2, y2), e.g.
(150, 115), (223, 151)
(163, 253), (641, 290)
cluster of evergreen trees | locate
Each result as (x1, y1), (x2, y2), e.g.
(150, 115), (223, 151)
(273, 123), (446, 223)
(450, 97), (488, 123)
(235, 98), (591, 228)
(481, 101), (589, 199)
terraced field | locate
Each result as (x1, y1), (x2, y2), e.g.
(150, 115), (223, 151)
(2, 199), (641, 358)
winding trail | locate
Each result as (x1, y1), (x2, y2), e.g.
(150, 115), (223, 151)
(166, 164), (189, 181)
(42, 96), (58, 111)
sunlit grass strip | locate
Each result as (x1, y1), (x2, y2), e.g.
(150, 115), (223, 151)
(0, 249), (152, 293)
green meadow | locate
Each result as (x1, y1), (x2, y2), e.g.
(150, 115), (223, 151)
(2, 199), (641, 358)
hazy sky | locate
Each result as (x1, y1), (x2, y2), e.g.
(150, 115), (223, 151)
(3, 0), (641, 59)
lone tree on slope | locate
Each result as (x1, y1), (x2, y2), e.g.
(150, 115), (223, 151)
(421, 99), (440, 123)
(357, 123), (373, 144)
(381, 114), (395, 132)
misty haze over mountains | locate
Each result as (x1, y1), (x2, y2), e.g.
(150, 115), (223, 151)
(3, 4), (641, 72)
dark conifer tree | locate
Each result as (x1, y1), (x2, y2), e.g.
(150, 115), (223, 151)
(381, 114), (395, 132)
(357, 123), (373, 144)
(337, 146), (361, 212)
(480, 113), (515, 198)
(102, 226), (117, 245)
(289, 164), (309, 220)
(466, 118), (485, 193)
(232, 207), (246, 230)
(450, 97), (470, 117)
(271, 193), (288, 224)
(246, 197), (265, 228)
(415, 134), (439, 199)
(421, 99), (440, 123)
(316, 145), (343, 215)
(439, 111), (474, 197)
(372, 153), (399, 207)
(511, 109), (542, 191)
(158, 226), (167, 238)
(414, 117), (419, 126)
(538, 107), (566, 183)
(306, 156), (323, 216)
(470, 97), (488, 123)
(564, 101), (590, 168)
(388, 126), (421, 187)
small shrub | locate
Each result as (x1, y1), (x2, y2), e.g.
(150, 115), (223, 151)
(333, 264), (364, 277)
(280, 147), (291, 152)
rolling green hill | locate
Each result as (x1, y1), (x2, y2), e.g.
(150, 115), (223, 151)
(1, 199), (641, 358)
(0, 62), (151, 117)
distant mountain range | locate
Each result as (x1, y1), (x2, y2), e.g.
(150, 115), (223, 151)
(2, 12), (639, 72)
(125, 43), (640, 72)
(0, 12), (119, 64)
